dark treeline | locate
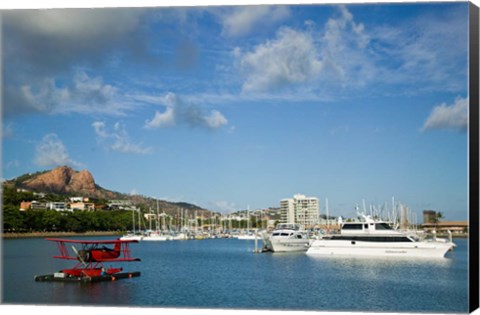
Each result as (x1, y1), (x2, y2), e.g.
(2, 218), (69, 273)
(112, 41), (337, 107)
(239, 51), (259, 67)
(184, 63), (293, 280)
(3, 205), (133, 233)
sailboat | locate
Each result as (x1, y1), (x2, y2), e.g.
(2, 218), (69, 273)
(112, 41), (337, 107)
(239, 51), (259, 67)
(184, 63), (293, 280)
(143, 199), (171, 241)
(120, 208), (144, 241)
(237, 207), (258, 240)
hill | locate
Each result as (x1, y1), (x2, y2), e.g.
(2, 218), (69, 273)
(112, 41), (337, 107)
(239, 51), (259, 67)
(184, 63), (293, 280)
(5, 165), (213, 216)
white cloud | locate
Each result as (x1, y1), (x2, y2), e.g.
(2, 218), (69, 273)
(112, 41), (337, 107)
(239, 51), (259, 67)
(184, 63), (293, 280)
(234, 5), (375, 94)
(232, 5), (466, 97)
(16, 72), (137, 117)
(422, 97), (468, 132)
(237, 27), (323, 93)
(92, 121), (153, 154)
(91, 121), (109, 138)
(204, 110), (228, 128)
(144, 92), (228, 130)
(320, 5), (373, 85)
(34, 133), (83, 167)
(145, 107), (176, 129)
(220, 5), (290, 37)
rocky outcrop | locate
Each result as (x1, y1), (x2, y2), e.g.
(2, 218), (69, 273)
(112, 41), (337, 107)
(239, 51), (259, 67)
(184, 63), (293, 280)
(22, 166), (96, 196)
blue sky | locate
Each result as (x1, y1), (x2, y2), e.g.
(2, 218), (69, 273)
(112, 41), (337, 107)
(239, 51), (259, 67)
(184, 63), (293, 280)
(1, 2), (471, 220)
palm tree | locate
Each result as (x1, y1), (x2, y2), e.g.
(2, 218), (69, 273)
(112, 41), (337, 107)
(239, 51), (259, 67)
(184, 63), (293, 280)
(435, 212), (444, 223)
(434, 211), (444, 234)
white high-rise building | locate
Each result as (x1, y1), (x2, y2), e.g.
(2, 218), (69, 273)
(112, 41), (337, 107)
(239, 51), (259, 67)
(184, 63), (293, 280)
(280, 194), (319, 228)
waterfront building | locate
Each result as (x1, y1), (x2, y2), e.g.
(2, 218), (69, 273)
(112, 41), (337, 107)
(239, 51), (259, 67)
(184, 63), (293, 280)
(423, 210), (437, 224)
(280, 194), (319, 229)
(422, 221), (469, 235)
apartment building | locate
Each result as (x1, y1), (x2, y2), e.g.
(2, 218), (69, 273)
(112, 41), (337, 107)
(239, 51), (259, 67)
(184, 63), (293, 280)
(280, 194), (319, 228)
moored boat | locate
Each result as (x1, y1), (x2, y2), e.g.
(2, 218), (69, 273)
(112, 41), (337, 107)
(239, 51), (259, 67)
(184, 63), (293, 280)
(306, 215), (455, 258)
(120, 232), (143, 241)
(263, 223), (310, 252)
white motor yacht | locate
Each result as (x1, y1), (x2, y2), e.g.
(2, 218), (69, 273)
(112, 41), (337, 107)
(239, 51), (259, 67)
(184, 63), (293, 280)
(237, 231), (260, 240)
(142, 231), (171, 241)
(120, 232), (143, 241)
(263, 223), (310, 252)
(306, 215), (455, 258)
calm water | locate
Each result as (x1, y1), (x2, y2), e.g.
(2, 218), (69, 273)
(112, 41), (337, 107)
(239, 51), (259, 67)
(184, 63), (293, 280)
(1, 237), (469, 313)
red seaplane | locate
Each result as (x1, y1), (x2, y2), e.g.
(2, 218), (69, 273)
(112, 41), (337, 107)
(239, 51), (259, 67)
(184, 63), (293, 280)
(35, 238), (141, 282)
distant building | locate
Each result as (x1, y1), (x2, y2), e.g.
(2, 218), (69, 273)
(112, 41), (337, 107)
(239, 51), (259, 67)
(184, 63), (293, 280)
(107, 199), (138, 211)
(20, 201), (32, 211)
(422, 221), (469, 235)
(30, 201), (47, 210)
(47, 202), (67, 212)
(423, 210), (437, 224)
(33, 192), (46, 199)
(69, 201), (95, 211)
(280, 194), (319, 228)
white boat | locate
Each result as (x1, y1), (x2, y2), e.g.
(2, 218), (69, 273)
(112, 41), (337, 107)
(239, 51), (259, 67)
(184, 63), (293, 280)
(306, 215), (456, 258)
(143, 231), (171, 241)
(120, 209), (143, 241)
(237, 233), (258, 240)
(171, 232), (188, 240)
(143, 200), (172, 241)
(120, 232), (143, 241)
(263, 223), (310, 252)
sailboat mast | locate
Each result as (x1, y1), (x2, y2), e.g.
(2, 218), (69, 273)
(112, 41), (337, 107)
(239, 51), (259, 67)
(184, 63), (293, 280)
(132, 209), (135, 234)
(326, 198), (329, 228)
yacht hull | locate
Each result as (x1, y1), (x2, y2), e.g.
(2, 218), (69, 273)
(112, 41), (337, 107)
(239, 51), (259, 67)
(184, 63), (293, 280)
(120, 235), (143, 241)
(306, 239), (454, 258)
(237, 235), (258, 240)
(267, 238), (310, 252)
(143, 234), (171, 241)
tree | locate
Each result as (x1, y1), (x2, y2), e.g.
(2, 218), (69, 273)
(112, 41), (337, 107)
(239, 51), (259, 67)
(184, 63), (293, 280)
(436, 212), (444, 222)
(2, 205), (26, 232)
(40, 210), (62, 231)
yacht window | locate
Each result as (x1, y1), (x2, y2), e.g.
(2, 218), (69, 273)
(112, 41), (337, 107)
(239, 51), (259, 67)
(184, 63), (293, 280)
(296, 235), (303, 239)
(330, 236), (414, 242)
(342, 224), (363, 230)
(375, 223), (393, 230)
(364, 224), (368, 229)
(272, 233), (280, 236)
(280, 233), (290, 236)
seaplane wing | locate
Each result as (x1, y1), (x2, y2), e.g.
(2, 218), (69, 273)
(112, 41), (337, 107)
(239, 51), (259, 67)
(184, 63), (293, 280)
(46, 238), (141, 262)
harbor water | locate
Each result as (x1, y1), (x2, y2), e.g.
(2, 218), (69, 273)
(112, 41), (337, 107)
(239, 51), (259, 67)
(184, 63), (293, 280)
(1, 237), (469, 313)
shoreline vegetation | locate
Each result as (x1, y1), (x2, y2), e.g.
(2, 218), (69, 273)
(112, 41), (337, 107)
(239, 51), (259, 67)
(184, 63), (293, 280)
(2, 231), (123, 239)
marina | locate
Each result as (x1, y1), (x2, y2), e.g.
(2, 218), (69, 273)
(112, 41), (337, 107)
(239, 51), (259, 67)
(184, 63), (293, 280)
(2, 235), (468, 312)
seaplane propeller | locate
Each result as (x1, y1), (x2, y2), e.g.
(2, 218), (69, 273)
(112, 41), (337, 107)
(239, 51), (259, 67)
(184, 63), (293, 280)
(71, 246), (88, 267)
